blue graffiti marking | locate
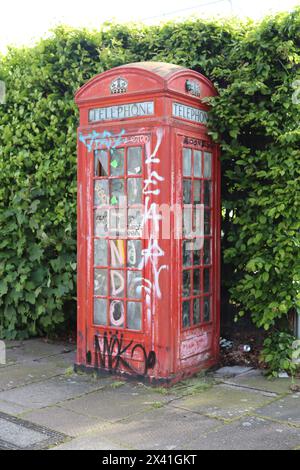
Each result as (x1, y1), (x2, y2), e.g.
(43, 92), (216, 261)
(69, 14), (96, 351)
(79, 129), (126, 152)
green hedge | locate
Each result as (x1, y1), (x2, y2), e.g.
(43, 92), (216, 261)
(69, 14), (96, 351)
(0, 11), (299, 338)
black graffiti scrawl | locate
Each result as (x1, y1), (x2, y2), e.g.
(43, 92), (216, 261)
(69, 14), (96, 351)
(93, 332), (156, 376)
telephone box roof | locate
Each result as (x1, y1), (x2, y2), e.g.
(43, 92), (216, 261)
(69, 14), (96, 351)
(75, 61), (216, 104)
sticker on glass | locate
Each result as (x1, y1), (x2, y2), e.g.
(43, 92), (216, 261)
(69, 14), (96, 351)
(94, 180), (109, 206)
(94, 209), (109, 236)
(128, 147), (142, 175)
(110, 148), (124, 176)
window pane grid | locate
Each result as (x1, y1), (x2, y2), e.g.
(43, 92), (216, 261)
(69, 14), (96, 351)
(92, 145), (144, 331)
(181, 145), (213, 330)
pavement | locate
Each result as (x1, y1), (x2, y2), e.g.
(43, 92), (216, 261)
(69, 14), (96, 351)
(0, 339), (300, 450)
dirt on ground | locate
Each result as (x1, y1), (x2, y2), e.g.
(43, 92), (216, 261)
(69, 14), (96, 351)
(219, 329), (267, 370)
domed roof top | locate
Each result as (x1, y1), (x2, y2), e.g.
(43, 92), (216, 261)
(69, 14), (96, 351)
(75, 61), (216, 105)
(116, 62), (186, 78)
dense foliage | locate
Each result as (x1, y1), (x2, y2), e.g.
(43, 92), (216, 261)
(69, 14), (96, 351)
(0, 10), (299, 338)
(261, 331), (299, 377)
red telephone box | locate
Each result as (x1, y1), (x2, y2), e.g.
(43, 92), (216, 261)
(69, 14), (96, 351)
(75, 62), (220, 384)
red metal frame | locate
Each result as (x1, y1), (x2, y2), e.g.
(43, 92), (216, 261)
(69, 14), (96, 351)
(75, 62), (220, 384)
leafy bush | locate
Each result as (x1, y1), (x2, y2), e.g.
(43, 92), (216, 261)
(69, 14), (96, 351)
(211, 11), (300, 330)
(261, 331), (298, 377)
(0, 10), (299, 338)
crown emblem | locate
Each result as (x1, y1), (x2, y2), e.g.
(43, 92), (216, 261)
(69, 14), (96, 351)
(110, 77), (128, 94)
(185, 80), (201, 97)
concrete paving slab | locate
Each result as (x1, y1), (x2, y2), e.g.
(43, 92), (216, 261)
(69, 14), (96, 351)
(222, 370), (300, 395)
(97, 406), (220, 450)
(38, 350), (76, 369)
(0, 361), (66, 392)
(0, 374), (109, 410)
(214, 366), (254, 378)
(4, 339), (76, 365)
(187, 415), (300, 450)
(255, 393), (300, 426)
(1, 339), (300, 450)
(52, 434), (127, 450)
(61, 383), (176, 423)
(171, 384), (277, 421)
(21, 406), (105, 437)
(0, 399), (32, 415)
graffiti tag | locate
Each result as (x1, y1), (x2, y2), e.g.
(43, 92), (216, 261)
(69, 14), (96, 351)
(79, 129), (126, 152)
(93, 332), (156, 376)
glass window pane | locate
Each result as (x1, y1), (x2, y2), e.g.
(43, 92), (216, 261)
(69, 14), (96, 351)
(193, 206), (204, 237)
(183, 148), (192, 176)
(204, 152), (212, 178)
(193, 238), (202, 265)
(110, 179), (125, 206)
(127, 302), (142, 330)
(109, 209), (126, 237)
(204, 268), (210, 293)
(94, 269), (108, 296)
(193, 269), (201, 295)
(204, 239), (211, 265)
(204, 181), (211, 207)
(204, 297), (211, 322)
(128, 147), (142, 175)
(127, 271), (142, 299)
(110, 148), (124, 176)
(194, 150), (202, 177)
(94, 179), (109, 206)
(110, 300), (125, 327)
(128, 178), (142, 205)
(94, 239), (107, 266)
(94, 150), (108, 177)
(183, 179), (192, 204)
(183, 206), (192, 238)
(94, 298), (107, 326)
(182, 301), (191, 328)
(183, 240), (192, 267)
(204, 210), (211, 235)
(193, 298), (201, 325)
(110, 240), (126, 267)
(128, 208), (143, 238)
(127, 240), (142, 268)
(110, 270), (125, 297)
(193, 180), (201, 204)
(183, 270), (191, 297)
(94, 209), (109, 237)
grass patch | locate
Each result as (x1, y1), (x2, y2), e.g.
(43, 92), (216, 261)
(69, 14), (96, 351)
(150, 401), (164, 409)
(64, 366), (75, 377)
(171, 374), (215, 397)
(110, 380), (125, 389)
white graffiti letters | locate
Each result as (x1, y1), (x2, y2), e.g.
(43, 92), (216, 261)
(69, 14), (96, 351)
(145, 128), (163, 164)
(143, 171), (164, 196)
(140, 129), (168, 305)
(140, 238), (168, 299)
